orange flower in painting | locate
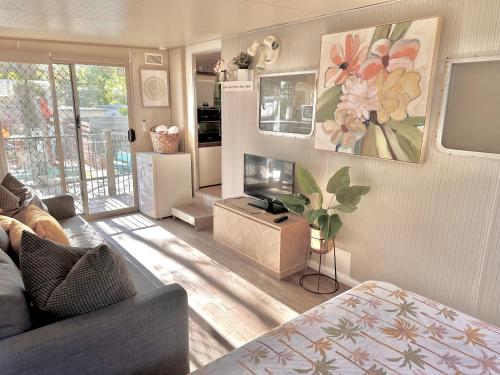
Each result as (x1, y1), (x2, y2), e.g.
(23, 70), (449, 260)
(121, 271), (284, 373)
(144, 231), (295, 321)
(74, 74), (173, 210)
(358, 38), (420, 80)
(324, 34), (368, 87)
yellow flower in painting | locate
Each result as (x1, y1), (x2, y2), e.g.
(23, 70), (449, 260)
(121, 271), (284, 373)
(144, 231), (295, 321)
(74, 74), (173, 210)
(322, 109), (366, 149)
(375, 68), (421, 124)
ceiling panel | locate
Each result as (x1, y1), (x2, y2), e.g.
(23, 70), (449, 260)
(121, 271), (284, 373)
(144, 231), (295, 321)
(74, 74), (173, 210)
(0, 0), (390, 48)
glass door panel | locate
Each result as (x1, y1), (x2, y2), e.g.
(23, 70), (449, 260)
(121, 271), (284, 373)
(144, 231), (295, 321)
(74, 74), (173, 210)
(73, 64), (135, 214)
(0, 62), (81, 207)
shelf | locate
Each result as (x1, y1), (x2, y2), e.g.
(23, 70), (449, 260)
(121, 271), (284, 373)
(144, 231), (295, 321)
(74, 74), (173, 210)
(221, 81), (254, 91)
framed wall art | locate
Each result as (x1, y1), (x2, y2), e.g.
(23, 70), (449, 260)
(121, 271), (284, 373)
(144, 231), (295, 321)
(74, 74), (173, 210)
(141, 69), (170, 107)
(314, 17), (441, 163)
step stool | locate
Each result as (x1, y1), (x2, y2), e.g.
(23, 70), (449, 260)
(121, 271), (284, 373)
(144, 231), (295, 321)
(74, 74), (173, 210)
(171, 203), (213, 231)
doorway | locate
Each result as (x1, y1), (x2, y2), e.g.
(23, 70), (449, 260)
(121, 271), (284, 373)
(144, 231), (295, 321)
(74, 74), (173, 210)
(0, 61), (136, 216)
(194, 51), (222, 199)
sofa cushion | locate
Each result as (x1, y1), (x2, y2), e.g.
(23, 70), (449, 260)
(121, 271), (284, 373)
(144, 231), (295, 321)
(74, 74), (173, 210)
(26, 205), (69, 246)
(0, 227), (9, 252)
(0, 248), (31, 339)
(9, 219), (35, 254)
(0, 185), (20, 212)
(20, 231), (137, 319)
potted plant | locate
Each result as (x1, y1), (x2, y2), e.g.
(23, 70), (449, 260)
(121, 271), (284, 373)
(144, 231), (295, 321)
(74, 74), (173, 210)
(231, 52), (252, 81)
(280, 166), (370, 252)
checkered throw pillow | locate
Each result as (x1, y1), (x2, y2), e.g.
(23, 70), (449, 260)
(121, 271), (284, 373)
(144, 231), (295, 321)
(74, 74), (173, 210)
(1, 173), (29, 202)
(0, 185), (20, 212)
(19, 231), (136, 318)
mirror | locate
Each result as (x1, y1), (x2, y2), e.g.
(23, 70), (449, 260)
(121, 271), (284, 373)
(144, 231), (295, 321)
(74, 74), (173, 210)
(258, 71), (317, 137)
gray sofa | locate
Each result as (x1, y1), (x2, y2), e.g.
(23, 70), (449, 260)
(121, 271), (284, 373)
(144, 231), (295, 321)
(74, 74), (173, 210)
(0, 194), (190, 375)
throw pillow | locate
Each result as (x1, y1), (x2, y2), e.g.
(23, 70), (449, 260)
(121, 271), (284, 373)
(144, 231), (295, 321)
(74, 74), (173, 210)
(1, 173), (29, 202)
(9, 219), (35, 254)
(20, 231), (137, 318)
(0, 185), (20, 212)
(26, 205), (69, 246)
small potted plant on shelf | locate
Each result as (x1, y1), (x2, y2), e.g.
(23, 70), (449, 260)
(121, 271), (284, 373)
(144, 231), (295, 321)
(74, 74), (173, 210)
(231, 52), (252, 81)
(280, 166), (370, 252)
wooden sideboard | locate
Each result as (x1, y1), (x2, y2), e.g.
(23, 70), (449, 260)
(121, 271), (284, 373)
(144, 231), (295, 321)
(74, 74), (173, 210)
(213, 197), (309, 279)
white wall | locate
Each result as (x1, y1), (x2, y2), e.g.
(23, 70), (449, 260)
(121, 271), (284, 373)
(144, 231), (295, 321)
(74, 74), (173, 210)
(221, 0), (500, 325)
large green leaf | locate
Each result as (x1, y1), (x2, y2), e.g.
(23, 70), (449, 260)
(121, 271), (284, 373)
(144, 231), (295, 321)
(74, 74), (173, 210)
(401, 116), (425, 127)
(370, 24), (392, 47)
(279, 194), (309, 214)
(296, 166), (323, 206)
(332, 204), (357, 213)
(360, 123), (380, 158)
(318, 214), (343, 241)
(280, 194), (309, 206)
(384, 126), (410, 162)
(326, 166), (350, 194)
(315, 85), (342, 122)
(336, 186), (370, 207)
(389, 21), (412, 43)
(395, 132), (421, 163)
(305, 208), (327, 225)
(384, 120), (423, 163)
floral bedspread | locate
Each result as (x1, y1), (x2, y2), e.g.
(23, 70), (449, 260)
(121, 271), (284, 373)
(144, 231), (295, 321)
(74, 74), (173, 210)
(192, 281), (500, 375)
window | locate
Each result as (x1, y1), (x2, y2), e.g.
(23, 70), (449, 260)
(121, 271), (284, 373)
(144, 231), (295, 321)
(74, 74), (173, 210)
(258, 71), (317, 137)
(438, 57), (500, 158)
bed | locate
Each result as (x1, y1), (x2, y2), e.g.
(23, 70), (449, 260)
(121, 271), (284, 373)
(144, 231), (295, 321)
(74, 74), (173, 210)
(191, 281), (500, 375)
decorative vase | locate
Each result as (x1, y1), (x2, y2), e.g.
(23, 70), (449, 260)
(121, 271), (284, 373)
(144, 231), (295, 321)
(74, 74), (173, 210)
(309, 225), (334, 254)
(237, 68), (250, 81)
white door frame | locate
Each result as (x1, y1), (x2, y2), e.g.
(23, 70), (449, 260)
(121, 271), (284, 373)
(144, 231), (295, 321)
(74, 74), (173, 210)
(185, 39), (222, 193)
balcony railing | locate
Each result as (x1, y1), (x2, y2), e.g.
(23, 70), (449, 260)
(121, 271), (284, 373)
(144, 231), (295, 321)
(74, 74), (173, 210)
(4, 130), (133, 213)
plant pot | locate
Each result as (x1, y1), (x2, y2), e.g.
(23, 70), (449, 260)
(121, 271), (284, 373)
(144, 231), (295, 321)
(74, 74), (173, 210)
(237, 68), (250, 81)
(309, 225), (334, 254)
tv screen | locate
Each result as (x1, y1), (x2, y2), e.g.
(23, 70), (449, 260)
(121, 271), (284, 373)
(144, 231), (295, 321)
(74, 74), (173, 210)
(244, 154), (295, 201)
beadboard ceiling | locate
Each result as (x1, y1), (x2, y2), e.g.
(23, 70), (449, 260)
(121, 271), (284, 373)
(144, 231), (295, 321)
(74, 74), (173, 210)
(0, 0), (390, 48)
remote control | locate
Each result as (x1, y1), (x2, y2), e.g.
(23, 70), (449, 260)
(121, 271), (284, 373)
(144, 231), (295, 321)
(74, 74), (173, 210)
(274, 215), (288, 223)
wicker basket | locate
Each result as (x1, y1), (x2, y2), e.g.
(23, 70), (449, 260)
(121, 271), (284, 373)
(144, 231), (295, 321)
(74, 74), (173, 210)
(150, 127), (180, 154)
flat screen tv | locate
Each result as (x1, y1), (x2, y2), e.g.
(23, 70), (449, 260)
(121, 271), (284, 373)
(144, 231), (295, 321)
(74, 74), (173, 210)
(244, 154), (295, 213)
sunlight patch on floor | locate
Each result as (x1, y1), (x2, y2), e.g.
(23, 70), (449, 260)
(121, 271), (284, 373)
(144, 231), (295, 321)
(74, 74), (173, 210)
(104, 221), (299, 348)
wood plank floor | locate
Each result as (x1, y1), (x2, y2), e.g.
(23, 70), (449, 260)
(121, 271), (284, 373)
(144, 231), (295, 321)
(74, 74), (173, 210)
(90, 213), (349, 371)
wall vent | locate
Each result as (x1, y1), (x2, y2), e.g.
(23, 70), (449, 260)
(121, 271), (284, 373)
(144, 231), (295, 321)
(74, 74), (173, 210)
(145, 53), (163, 66)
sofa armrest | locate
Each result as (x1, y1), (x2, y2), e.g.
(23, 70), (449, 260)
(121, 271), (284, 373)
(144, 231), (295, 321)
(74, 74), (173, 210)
(42, 194), (76, 220)
(0, 284), (189, 375)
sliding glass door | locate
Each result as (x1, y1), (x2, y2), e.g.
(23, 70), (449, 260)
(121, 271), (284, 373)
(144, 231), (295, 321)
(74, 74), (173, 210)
(0, 61), (136, 215)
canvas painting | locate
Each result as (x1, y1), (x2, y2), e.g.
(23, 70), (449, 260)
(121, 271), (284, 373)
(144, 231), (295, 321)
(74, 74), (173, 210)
(141, 69), (170, 107)
(314, 17), (440, 163)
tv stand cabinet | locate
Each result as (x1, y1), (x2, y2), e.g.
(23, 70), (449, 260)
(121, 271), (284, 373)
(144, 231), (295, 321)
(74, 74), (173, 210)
(213, 197), (309, 279)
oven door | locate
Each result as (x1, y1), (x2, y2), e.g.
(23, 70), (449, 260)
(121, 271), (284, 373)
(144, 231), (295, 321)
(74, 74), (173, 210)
(198, 121), (221, 144)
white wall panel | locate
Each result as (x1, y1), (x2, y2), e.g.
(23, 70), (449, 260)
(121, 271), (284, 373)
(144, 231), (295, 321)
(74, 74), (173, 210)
(221, 0), (500, 325)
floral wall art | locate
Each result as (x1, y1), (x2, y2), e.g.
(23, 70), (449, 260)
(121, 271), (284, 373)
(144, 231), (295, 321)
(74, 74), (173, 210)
(314, 17), (440, 163)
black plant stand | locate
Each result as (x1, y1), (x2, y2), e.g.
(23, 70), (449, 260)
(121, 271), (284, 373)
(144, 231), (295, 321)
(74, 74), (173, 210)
(299, 239), (340, 294)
